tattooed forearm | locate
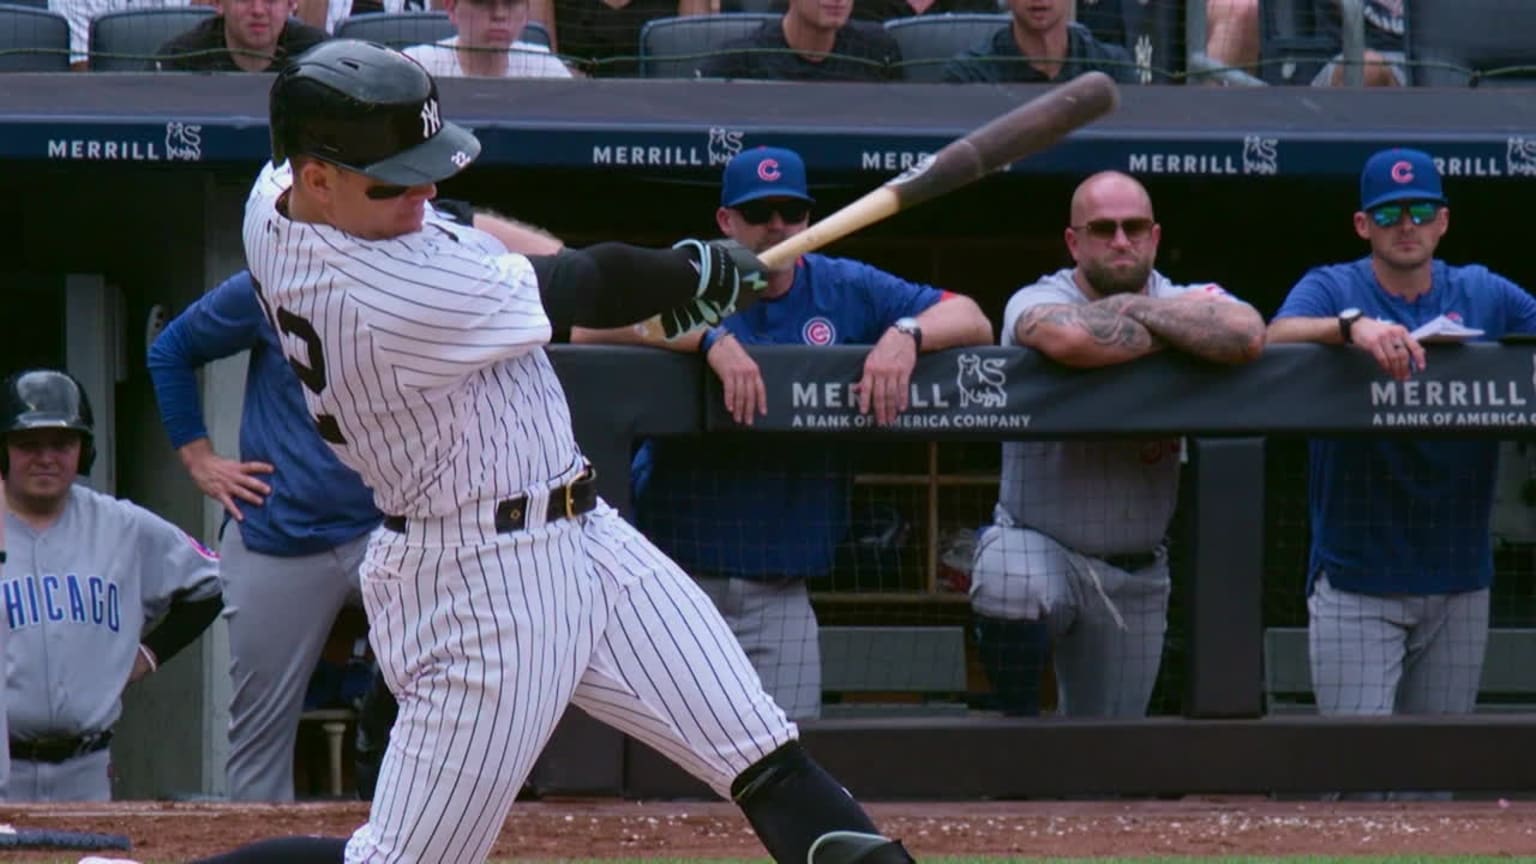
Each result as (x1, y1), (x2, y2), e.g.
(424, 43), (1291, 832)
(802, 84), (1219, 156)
(1122, 299), (1265, 364)
(1017, 303), (1157, 354)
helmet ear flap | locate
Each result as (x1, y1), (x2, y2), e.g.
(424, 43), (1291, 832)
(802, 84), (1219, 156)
(78, 435), (96, 476)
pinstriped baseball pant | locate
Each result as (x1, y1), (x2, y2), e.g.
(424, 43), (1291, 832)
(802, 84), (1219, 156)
(346, 502), (796, 864)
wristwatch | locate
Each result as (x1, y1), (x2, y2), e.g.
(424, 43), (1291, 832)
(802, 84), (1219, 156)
(892, 317), (923, 352)
(1338, 308), (1364, 344)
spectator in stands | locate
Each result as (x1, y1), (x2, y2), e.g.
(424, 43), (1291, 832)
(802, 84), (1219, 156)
(53, 0), (201, 70)
(550, 0), (709, 77)
(572, 147), (992, 719)
(306, 0), (428, 34)
(403, 0), (572, 77)
(970, 171), (1263, 718)
(1203, 0), (1258, 74)
(942, 0), (1138, 83)
(1312, 0), (1403, 87)
(157, 0), (328, 71)
(1268, 148), (1536, 729)
(851, 0), (997, 25)
(697, 0), (902, 81)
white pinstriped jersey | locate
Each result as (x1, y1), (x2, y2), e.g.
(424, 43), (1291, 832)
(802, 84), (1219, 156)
(241, 161), (582, 519)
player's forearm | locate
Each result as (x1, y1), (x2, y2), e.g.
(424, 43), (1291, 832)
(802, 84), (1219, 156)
(531, 244), (703, 333)
(915, 295), (993, 350)
(1014, 303), (1161, 367)
(570, 324), (704, 353)
(142, 594), (223, 666)
(1122, 298), (1266, 364)
(148, 331), (212, 449)
(1266, 315), (1344, 345)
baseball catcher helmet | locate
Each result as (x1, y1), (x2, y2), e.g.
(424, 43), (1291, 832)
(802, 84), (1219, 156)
(1, 369), (96, 475)
(269, 39), (481, 186)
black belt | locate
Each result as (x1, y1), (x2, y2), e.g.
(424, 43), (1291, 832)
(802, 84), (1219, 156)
(383, 469), (598, 535)
(11, 731), (113, 764)
(1100, 551), (1159, 572)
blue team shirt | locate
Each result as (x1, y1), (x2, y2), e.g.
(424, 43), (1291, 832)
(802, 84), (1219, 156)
(633, 253), (946, 579)
(1275, 258), (1536, 596)
(147, 271), (382, 556)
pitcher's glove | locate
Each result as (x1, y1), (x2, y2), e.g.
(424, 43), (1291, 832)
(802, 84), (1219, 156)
(661, 239), (768, 340)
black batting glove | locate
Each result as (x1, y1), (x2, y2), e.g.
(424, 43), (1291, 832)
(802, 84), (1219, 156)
(672, 238), (768, 319)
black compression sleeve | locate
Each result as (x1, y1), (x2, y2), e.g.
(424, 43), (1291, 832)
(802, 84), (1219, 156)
(142, 594), (223, 665)
(529, 243), (699, 338)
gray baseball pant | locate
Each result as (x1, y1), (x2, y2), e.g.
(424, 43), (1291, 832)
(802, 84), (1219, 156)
(221, 528), (366, 801)
(696, 576), (821, 721)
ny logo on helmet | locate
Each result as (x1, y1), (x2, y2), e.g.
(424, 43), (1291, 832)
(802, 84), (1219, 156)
(420, 99), (443, 139)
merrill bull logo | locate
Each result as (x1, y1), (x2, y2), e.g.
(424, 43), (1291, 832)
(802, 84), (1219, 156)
(708, 128), (744, 166)
(165, 122), (202, 161)
(1508, 137), (1536, 177)
(957, 353), (1006, 408)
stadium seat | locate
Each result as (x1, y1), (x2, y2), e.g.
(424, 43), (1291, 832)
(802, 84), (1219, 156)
(1405, 0), (1536, 87)
(1256, 0), (1334, 85)
(638, 13), (779, 79)
(338, 13), (551, 50)
(882, 13), (1008, 82)
(336, 11), (455, 49)
(0, 4), (69, 71)
(89, 6), (216, 71)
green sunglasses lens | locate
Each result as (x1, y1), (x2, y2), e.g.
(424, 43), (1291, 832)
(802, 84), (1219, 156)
(1372, 202), (1440, 227)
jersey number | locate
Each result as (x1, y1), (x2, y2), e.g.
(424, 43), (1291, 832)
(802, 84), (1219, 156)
(250, 277), (347, 445)
(274, 309), (346, 445)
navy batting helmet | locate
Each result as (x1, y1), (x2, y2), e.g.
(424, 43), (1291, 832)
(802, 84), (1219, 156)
(1, 369), (96, 475)
(269, 39), (481, 186)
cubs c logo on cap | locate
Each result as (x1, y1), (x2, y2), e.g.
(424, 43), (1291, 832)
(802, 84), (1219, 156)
(1390, 160), (1414, 184)
(758, 159), (781, 182)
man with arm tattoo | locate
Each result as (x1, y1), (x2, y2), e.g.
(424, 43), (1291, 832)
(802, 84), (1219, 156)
(970, 170), (1264, 717)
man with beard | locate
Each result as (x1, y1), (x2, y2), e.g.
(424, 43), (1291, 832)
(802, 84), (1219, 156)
(575, 146), (991, 719)
(1268, 149), (1536, 734)
(969, 170), (1264, 718)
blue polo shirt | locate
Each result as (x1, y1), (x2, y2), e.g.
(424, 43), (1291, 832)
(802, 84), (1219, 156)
(634, 253), (944, 579)
(1275, 258), (1536, 595)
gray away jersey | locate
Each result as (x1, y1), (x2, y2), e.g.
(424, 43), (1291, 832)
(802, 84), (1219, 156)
(2, 485), (220, 738)
(243, 161), (582, 522)
(997, 268), (1235, 555)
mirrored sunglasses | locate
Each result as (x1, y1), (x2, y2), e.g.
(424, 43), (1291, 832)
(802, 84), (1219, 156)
(1369, 201), (1442, 228)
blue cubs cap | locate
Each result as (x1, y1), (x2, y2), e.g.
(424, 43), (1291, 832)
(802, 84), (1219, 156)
(1360, 148), (1445, 211)
(721, 146), (815, 208)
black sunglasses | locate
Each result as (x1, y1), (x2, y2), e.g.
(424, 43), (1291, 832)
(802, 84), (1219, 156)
(1369, 201), (1442, 228)
(365, 183), (412, 200)
(1071, 217), (1156, 241)
(736, 199), (811, 226)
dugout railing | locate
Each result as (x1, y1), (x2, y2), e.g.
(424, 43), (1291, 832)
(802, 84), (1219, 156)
(540, 342), (1536, 799)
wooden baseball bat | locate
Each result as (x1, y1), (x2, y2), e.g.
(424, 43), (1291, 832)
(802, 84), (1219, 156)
(640, 71), (1121, 342)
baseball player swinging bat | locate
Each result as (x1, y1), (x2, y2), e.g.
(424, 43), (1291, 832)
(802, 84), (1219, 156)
(641, 70), (1122, 341)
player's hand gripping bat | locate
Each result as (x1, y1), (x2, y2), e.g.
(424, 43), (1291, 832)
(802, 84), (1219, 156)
(642, 71), (1122, 342)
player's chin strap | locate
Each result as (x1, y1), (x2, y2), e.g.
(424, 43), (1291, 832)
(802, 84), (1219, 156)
(731, 741), (915, 864)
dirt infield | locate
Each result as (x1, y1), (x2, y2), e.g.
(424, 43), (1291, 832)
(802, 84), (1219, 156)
(5, 798), (1536, 860)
